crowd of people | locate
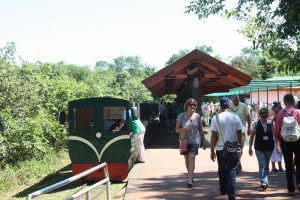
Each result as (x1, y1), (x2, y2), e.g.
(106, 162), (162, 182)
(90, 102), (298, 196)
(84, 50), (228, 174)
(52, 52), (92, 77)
(174, 94), (300, 200)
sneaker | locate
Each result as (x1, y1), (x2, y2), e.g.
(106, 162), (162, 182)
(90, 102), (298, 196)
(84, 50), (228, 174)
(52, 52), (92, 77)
(220, 191), (227, 196)
(288, 191), (295, 196)
(228, 194), (236, 200)
(259, 183), (268, 191)
(135, 160), (146, 164)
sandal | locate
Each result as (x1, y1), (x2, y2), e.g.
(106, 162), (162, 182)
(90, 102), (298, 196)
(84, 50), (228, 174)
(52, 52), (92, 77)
(186, 181), (193, 188)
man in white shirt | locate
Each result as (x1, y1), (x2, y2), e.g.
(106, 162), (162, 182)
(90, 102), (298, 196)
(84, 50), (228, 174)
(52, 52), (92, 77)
(210, 97), (243, 200)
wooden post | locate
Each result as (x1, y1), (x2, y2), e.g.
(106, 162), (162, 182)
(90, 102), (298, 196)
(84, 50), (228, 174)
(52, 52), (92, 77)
(193, 75), (201, 114)
(187, 63), (203, 116)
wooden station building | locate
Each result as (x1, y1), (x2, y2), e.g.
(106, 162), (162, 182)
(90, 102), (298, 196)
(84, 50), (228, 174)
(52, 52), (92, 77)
(142, 49), (252, 108)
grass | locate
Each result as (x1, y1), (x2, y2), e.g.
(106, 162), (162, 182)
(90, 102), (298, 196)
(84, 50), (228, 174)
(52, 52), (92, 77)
(0, 150), (127, 200)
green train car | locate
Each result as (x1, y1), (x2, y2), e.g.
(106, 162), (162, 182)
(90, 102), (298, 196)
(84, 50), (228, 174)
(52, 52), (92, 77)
(68, 97), (138, 181)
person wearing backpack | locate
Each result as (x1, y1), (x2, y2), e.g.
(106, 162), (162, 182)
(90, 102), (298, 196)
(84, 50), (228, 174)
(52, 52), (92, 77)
(275, 94), (300, 195)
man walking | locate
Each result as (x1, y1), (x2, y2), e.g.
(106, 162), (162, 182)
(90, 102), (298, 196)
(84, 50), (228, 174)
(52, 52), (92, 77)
(210, 97), (243, 200)
(275, 94), (300, 195)
(229, 95), (251, 173)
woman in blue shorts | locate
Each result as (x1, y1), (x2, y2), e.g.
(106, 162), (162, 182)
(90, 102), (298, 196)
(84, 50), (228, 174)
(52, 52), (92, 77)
(176, 98), (206, 188)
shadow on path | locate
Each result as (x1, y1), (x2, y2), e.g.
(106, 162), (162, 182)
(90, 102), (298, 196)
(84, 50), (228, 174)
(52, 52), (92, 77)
(15, 164), (86, 198)
(128, 171), (299, 199)
(126, 125), (300, 200)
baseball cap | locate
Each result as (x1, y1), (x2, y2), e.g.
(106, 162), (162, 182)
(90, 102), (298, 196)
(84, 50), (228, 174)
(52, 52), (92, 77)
(259, 108), (268, 117)
(220, 97), (230, 107)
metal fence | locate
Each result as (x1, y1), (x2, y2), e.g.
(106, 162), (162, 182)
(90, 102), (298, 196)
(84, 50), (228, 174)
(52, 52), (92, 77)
(27, 162), (111, 200)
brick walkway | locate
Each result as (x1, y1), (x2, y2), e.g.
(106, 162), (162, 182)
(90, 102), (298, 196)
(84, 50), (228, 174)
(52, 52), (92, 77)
(124, 126), (300, 200)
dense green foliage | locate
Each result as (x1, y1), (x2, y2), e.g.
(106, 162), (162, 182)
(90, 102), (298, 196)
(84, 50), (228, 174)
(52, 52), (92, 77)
(185, 0), (300, 73)
(0, 43), (155, 167)
(229, 47), (263, 79)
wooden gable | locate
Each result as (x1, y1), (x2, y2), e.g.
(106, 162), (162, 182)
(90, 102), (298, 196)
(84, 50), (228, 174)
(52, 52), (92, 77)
(142, 49), (252, 97)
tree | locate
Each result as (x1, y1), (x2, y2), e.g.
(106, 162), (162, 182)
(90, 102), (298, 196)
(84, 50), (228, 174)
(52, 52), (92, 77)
(165, 49), (190, 66)
(229, 48), (262, 79)
(165, 45), (215, 65)
(185, 0), (299, 39)
(95, 60), (110, 69)
(0, 42), (17, 64)
(185, 0), (300, 72)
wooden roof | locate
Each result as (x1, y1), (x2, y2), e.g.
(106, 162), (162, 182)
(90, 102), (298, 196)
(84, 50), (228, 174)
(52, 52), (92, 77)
(142, 49), (252, 97)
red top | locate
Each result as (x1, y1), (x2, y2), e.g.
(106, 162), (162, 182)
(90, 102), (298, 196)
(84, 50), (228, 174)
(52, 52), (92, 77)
(275, 106), (300, 142)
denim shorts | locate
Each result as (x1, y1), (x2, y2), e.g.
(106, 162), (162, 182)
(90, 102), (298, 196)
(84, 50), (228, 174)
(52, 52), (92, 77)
(181, 143), (199, 155)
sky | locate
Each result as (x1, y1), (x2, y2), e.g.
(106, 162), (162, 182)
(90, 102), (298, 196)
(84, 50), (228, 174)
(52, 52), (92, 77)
(0, 0), (251, 69)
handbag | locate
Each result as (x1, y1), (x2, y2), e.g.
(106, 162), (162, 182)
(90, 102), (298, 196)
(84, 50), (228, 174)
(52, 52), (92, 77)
(178, 113), (195, 154)
(216, 115), (242, 161)
(179, 138), (188, 153)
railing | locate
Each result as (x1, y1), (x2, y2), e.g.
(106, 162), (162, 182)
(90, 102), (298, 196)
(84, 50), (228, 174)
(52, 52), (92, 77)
(27, 162), (111, 200)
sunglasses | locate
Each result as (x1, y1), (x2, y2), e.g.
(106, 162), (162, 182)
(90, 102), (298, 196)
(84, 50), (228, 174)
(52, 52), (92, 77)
(260, 115), (268, 118)
(188, 104), (197, 107)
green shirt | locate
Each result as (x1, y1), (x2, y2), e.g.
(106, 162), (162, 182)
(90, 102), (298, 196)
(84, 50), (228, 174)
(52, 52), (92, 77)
(130, 118), (145, 134)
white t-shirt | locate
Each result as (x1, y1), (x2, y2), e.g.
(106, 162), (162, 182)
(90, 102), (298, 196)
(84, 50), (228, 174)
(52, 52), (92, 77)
(210, 111), (243, 151)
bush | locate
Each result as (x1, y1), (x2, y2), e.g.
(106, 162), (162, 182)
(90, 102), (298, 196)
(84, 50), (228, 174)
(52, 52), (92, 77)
(0, 110), (66, 167)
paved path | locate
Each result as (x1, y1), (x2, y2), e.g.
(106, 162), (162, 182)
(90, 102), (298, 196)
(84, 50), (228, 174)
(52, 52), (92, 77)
(124, 126), (300, 200)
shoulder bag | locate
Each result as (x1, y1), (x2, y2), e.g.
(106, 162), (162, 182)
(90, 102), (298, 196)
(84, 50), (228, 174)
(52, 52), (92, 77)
(216, 115), (242, 161)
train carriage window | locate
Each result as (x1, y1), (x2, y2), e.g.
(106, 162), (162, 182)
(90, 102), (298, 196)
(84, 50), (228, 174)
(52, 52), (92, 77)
(103, 107), (126, 132)
(73, 107), (94, 132)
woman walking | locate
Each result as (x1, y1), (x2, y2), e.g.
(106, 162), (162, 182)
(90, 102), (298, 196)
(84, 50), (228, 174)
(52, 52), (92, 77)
(270, 102), (284, 173)
(249, 108), (275, 191)
(175, 98), (206, 188)
(130, 107), (146, 163)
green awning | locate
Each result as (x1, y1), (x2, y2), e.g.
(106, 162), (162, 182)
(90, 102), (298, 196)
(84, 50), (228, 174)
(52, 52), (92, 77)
(205, 77), (300, 97)
(205, 91), (240, 97)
